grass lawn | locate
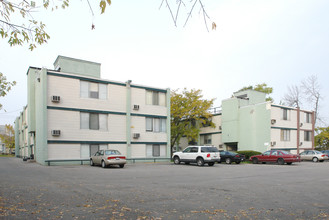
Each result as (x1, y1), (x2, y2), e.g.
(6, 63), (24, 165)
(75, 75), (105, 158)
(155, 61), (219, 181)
(0, 154), (15, 157)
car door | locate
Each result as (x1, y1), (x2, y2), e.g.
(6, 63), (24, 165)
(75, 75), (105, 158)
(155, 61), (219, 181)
(306, 151), (314, 160)
(258, 151), (271, 162)
(269, 151), (279, 163)
(95, 150), (104, 165)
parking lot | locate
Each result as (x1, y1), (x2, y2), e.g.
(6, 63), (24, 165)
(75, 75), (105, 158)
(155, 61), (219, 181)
(1, 158), (329, 219)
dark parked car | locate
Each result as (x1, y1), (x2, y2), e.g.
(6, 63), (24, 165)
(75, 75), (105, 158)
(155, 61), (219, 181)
(219, 151), (245, 164)
(250, 150), (300, 165)
(321, 150), (329, 158)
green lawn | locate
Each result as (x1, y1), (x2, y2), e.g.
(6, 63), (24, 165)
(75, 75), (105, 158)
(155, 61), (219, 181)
(0, 154), (15, 157)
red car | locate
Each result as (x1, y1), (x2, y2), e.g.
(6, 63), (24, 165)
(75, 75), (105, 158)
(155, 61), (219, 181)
(250, 150), (301, 165)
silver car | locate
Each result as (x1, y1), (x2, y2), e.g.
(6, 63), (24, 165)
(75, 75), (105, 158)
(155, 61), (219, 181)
(299, 150), (329, 162)
(90, 149), (126, 168)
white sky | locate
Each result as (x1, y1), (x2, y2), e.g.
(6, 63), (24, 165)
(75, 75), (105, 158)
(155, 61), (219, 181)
(1, 0), (329, 125)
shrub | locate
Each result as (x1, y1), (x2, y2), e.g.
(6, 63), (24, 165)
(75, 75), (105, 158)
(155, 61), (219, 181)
(236, 150), (262, 159)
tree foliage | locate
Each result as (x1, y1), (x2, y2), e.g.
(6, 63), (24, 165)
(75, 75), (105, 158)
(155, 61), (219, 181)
(237, 83), (274, 102)
(0, 0), (70, 50)
(0, 72), (16, 110)
(0, 124), (15, 150)
(315, 127), (329, 149)
(171, 88), (215, 151)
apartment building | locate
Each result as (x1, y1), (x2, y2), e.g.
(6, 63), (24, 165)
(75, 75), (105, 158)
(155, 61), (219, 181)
(180, 90), (315, 154)
(15, 56), (171, 165)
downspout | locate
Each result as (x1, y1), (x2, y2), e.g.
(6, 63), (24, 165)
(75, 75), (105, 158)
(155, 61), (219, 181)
(297, 107), (300, 154)
(126, 80), (132, 158)
(312, 111), (315, 150)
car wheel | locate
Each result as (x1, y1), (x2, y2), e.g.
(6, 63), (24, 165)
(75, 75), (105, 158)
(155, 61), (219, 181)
(225, 158), (232, 164)
(119, 164), (125, 168)
(312, 157), (319, 162)
(236, 161), (241, 164)
(287, 162), (292, 165)
(208, 162), (215, 166)
(196, 157), (204, 166)
(252, 157), (258, 164)
(90, 159), (94, 166)
(173, 156), (180, 165)
(101, 160), (107, 168)
(277, 158), (284, 165)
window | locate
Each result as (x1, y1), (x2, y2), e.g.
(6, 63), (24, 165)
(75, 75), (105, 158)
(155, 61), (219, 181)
(201, 134), (212, 145)
(281, 129), (290, 141)
(80, 81), (107, 100)
(145, 117), (166, 132)
(282, 109), (289, 120)
(146, 90), (166, 106)
(80, 112), (108, 131)
(305, 113), (312, 123)
(304, 131), (312, 141)
(146, 145), (166, 157)
(263, 151), (271, 156)
(80, 144), (107, 157)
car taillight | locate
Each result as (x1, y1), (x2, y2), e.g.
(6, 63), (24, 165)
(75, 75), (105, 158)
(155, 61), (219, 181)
(321, 155), (325, 157)
(207, 153), (210, 158)
(107, 156), (126, 160)
(235, 155), (240, 157)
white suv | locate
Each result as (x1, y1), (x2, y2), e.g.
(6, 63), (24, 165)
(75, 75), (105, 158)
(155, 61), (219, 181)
(173, 146), (220, 166)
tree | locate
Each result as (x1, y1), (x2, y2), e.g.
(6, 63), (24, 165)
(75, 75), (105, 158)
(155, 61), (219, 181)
(237, 83), (274, 102)
(283, 84), (302, 108)
(283, 75), (322, 126)
(315, 127), (329, 150)
(0, 0), (69, 50)
(0, 72), (16, 110)
(171, 88), (215, 153)
(302, 75), (322, 126)
(1, 0), (214, 51)
(159, 0), (216, 31)
(0, 124), (15, 152)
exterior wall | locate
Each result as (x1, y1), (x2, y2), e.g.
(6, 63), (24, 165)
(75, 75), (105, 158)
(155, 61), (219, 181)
(16, 56), (170, 165)
(53, 56), (101, 78)
(270, 105), (314, 153)
(237, 102), (271, 152)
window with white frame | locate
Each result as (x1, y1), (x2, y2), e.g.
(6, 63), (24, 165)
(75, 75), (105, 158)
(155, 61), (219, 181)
(146, 144), (166, 157)
(305, 113), (312, 123)
(146, 117), (166, 132)
(304, 131), (312, 141)
(280, 129), (290, 141)
(80, 112), (108, 131)
(282, 109), (290, 120)
(146, 90), (166, 106)
(80, 80), (107, 100)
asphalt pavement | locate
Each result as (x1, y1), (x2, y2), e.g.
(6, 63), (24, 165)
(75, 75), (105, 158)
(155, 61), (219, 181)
(1, 157), (329, 219)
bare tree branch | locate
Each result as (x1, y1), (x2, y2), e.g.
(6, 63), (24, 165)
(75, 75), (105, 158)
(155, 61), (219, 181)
(283, 84), (302, 108)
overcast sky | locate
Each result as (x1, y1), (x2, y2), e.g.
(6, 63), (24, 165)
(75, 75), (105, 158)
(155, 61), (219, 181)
(1, 0), (329, 126)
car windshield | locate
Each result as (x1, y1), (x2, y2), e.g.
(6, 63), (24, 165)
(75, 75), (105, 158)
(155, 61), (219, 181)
(201, 147), (219, 152)
(105, 150), (121, 155)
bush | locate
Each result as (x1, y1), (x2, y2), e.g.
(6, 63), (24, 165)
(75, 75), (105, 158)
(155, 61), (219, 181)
(236, 150), (262, 160)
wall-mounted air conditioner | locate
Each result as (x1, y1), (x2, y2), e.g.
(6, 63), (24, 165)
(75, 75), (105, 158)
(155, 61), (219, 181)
(51, 130), (61, 136)
(133, 133), (140, 139)
(271, 141), (276, 146)
(51, 96), (61, 103)
(271, 119), (276, 125)
(133, 105), (139, 110)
